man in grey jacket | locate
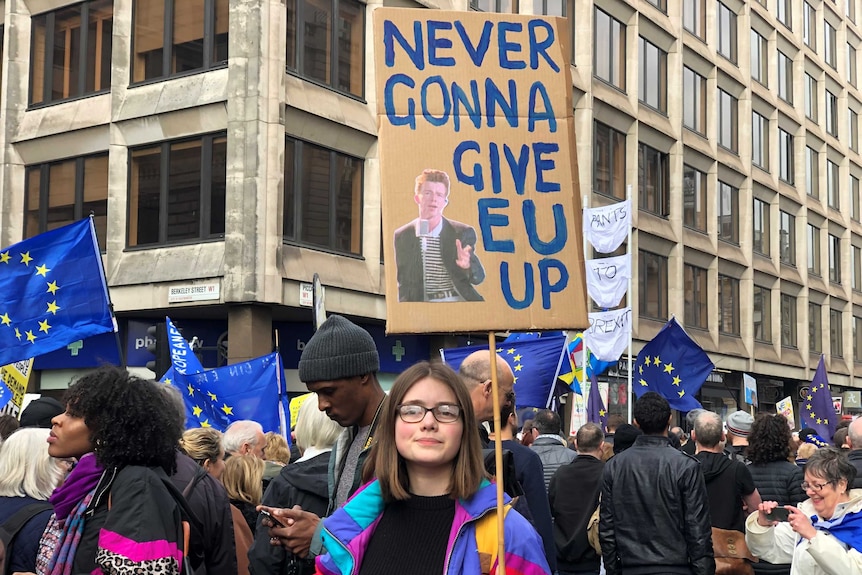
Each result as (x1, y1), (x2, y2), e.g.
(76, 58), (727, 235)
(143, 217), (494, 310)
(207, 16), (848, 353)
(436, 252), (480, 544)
(530, 409), (576, 490)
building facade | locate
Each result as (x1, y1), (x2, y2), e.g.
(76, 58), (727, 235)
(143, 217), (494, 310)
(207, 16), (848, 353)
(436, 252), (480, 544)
(0, 0), (860, 420)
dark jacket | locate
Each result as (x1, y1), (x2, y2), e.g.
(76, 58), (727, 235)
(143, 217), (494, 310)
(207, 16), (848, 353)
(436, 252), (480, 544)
(599, 435), (714, 575)
(747, 460), (805, 506)
(530, 435), (577, 491)
(850, 450), (862, 489)
(169, 452), (237, 575)
(249, 452), (331, 575)
(502, 439), (556, 572)
(695, 451), (756, 532)
(0, 495), (53, 573)
(548, 454), (603, 573)
(393, 217), (485, 302)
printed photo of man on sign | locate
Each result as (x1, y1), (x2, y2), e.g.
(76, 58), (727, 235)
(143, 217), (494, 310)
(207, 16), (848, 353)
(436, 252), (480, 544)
(374, 8), (589, 334)
(394, 169), (485, 302)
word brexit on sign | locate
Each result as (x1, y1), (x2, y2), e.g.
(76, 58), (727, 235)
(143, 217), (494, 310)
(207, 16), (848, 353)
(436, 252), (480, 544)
(375, 8), (588, 334)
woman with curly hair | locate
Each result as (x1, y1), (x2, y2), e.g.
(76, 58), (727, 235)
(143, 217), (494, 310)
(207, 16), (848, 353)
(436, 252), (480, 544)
(36, 366), (187, 575)
(746, 413), (806, 575)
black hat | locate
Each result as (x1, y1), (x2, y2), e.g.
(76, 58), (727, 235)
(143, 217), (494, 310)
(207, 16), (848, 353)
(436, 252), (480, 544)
(613, 423), (643, 454)
(19, 397), (64, 428)
(298, 315), (380, 383)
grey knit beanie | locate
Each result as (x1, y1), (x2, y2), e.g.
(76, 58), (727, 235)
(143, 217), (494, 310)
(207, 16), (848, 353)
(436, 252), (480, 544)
(298, 315), (380, 383)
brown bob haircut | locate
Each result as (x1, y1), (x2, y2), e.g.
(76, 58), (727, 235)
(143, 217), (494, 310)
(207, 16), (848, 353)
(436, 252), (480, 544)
(362, 361), (485, 501)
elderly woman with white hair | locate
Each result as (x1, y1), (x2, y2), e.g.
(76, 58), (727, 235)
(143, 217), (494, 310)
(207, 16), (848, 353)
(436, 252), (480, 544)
(248, 394), (344, 575)
(0, 428), (66, 574)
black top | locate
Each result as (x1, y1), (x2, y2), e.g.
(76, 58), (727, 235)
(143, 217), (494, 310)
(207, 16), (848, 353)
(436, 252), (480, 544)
(695, 451), (756, 532)
(358, 495), (455, 575)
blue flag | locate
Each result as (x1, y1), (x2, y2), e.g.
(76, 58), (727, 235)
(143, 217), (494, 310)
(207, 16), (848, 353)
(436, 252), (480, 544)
(0, 218), (114, 366)
(166, 317), (205, 375)
(0, 379), (12, 410)
(586, 371), (608, 430)
(441, 336), (567, 410)
(801, 355), (837, 442)
(165, 352), (287, 434)
(632, 318), (713, 411)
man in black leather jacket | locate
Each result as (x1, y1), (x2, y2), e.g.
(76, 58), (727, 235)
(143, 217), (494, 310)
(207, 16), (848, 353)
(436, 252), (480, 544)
(599, 392), (715, 575)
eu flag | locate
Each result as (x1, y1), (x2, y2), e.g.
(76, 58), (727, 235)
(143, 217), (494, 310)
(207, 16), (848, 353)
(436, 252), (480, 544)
(166, 316), (205, 375)
(441, 336), (567, 410)
(586, 371), (608, 430)
(632, 318), (713, 412)
(0, 218), (114, 366)
(166, 352), (287, 434)
(801, 355), (837, 442)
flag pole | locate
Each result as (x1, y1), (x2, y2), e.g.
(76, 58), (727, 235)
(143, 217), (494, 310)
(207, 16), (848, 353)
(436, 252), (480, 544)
(87, 214), (125, 368)
(581, 195), (590, 428)
(488, 331), (506, 574)
(626, 184), (633, 424)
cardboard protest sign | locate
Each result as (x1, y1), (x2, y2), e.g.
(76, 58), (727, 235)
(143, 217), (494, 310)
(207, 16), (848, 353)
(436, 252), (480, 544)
(374, 8), (588, 334)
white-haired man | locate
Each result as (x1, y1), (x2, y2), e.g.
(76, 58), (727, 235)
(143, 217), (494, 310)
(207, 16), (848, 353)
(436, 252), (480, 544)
(224, 420), (266, 459)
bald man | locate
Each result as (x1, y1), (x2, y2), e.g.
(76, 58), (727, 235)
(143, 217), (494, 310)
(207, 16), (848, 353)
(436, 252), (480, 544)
(847, 418), (862, 488)
(458, 349), (516, 441)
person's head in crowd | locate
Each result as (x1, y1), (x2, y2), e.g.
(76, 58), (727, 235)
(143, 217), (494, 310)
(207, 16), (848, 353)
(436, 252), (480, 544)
(837, 419), (852, 430)
(725, 410), (754, 442)
(223, 420), (266, 459)
(159, 382), (187, 434)
(297, 315), (384, 429)
(692, 411), (724, 449)
(222, 453), (265, 507)
(51, 366), (181, 473)
(263, 432), (291, 465)
(458, 350), (515, 424)
(605, 414), (624, 434)
(669, 426), (688, 445)
(833, 427), (851, 449)
(612, 423), (643, 454)
(0, 414), (20, 441)
(685, 408), (705, 432)
(803, 447), (857, 520)
(19, 396), (64, 428)
(848, 417), (862, 450)
(667, 427), (683, 450)
(520, 419), (537, 446)
(179, 427), (226, 480)
(534, 409), (563, 437)
(575, 422), (605, 457)
(0, 427), (65, 500)
(795, 442), (818, 465)
(294, 393), (343, 455)
(747, 413), (793, 465)
(363, 361), (485, 501)
(632, 392), (671, 436)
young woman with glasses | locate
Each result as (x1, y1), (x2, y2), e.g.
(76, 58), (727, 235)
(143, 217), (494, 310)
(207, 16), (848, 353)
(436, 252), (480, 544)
(312, 361), (550, 575)
(746, 447), (862, 574)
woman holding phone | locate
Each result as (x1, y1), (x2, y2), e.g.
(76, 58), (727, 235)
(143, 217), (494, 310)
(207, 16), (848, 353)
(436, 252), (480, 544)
(745, 447), (862, 574)
(306, 361), (549, 575)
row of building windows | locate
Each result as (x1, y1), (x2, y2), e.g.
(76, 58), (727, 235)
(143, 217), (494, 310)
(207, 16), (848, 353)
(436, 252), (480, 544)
(28, 0), (365, 108)
(24, 134), (365, 255)
(639, 249), (862, 359)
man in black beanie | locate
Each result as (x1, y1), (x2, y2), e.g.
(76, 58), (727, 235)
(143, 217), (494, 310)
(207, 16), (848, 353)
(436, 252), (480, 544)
(19, 396), (64, 428)
(262, 314), (385, 562)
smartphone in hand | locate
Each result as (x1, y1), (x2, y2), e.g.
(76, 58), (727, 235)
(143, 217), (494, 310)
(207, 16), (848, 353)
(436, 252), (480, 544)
(259, 509), (285, 528)
(764, 507), (790, 522)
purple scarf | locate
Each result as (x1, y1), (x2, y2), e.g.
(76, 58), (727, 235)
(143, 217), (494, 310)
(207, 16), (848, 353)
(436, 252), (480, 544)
(49, 453), (103, 520)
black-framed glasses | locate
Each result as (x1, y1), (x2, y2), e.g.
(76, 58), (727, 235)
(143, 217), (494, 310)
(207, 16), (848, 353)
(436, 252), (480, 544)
(801, 480), (834, 492)
(397, 404), (462, 423)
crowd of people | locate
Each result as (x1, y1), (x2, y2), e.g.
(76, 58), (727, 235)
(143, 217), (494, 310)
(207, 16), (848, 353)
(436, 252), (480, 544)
(1, 314), (861, 574)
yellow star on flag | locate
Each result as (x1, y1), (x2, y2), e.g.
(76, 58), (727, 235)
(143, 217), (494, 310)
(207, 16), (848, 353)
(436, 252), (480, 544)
(35, 263), (50, 277)
(513, 376), (518, 384)
(192, 405), (203, 417)
(514, 364), (523, 372)
(187, 384), (195, 397)
(20, 252), (32, 266)
(0, 313), (10, 326)
(46, 281), (59, 295)
(654, 356), (662, 367)
(639, 378), (648, 387)
(208, 391), (218, 401)
(664, 363), (674, 374)
(38, 319), (51, 334)
(807, 394), (813, 401)
(820, 383), (826, 389)
(46, 301), (60, 315)
(496, 348), (503, 353)
(14, 328), (21, 340)
(824, 418), (829, 424)
(678, 390), (686, 397)
(807, 404), (812, 410)
(25, 330), (36, 343)
(645, 356), (652, 366)
(221, 404), (234, 415)
(638, 365), (643, 374)
(672, 375), (682, 386)
(816, 418), (823, 424)
(599, 409), (607, 417)
(200, 420), (211, 428)
(163, 377), (172, 386)
(514, 354), (522, 362)
(0, 252), (9, 264)
(507, 348), (515, 354)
